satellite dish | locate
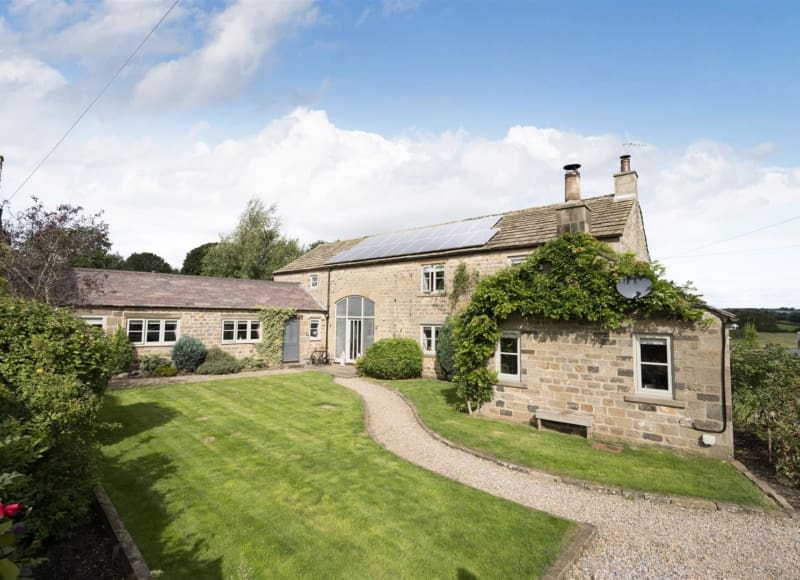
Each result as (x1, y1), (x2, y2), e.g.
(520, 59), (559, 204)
(616, 276), (653, 299)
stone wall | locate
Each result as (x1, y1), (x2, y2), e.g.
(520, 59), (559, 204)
(481, 314), (734, 458)
(74, 307), (325, 364)
(276, 248), (539, 374)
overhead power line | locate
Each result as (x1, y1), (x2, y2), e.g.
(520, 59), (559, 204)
(665, 243), (800, 259)
(662, 213), (800, 259)
(4, 0), (181, 204)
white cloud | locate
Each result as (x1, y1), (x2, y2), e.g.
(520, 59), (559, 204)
(382, 0), (423, 16)
(4, 108), (799, 307)
(0, 50), (67, 99)
(133, 0), (318, 108)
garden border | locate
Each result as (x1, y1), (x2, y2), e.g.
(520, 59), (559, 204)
(389, 386), (795, 517)
(94, 485), (150, 580)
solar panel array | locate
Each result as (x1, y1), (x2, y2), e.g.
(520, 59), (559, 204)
(327, 216), (500, 264)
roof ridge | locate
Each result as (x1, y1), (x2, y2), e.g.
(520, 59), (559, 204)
(73, 267), (302, 286)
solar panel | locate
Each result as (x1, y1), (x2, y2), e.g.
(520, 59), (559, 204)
(327, 216), (500, 264)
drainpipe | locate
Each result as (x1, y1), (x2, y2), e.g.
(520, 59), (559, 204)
(325, 268), (331, 357)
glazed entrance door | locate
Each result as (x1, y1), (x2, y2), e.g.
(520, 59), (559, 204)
(347, 319), (362, 362)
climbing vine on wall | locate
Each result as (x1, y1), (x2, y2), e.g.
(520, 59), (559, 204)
(447, 262), (480, 313)
(453, 232), (706, 413)
(257, 307), (296, 366)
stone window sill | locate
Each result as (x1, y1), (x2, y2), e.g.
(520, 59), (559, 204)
(496, 380), (527, 389)
(623, 394), (686, 409)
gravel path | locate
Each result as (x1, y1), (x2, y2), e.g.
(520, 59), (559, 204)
(335, 376), (800, 579)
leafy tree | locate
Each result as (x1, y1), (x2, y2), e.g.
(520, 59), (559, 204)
(181, 242), (217, 275)
(201, 199), (303, 280)
(0, 198), (110, 304)
(435, 316), (458, 381)
(732, 343), (800, 481)
(123, 251), (173, 273)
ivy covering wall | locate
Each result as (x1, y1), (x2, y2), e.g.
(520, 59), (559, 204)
(257, 307), (297, 366)
(453, 233), (706, 413)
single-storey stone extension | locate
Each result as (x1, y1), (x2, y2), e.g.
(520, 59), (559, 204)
(73, 268), (326, 363)
(274, 156), (735, 458)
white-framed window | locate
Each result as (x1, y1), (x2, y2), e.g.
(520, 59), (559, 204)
(508, 255), (529, 266)
(127, 319), (178, 345)
(222, 319), (261, 344)
(81, 316), (105, 329)
(496, 332), (520, 381)
(420, 325), (441, 354)
(421, 264), (445, 293)
(635, 335), (673, 396)
(309, 319), (321, 340)
(309, 273), (319, 288)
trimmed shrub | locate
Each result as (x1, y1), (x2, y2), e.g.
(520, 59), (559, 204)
(435, 316), (458, 381)
(0, 295), (112, 540)
(356, 338), (423, 380)
(171, 335), (207, 372)
(196, 347), (244, 375)
(138, 354), (167, 376)
(109, 326), (134, 374)
(152, 363), (177, 377)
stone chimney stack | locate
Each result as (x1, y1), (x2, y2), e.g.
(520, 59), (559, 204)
(614, 154), (638, 200)
(564, 163), (581, 201)
(557, 162), (591, 235)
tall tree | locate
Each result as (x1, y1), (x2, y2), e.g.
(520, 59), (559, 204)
(181, 242), (217, 275)
(0, 197), (110, 304)
(201, 199), (303, 280)
(123, 251), (173, 273)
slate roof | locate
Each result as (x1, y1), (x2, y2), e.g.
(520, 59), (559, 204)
(73, 268), (324, 311)
(276, 194), (635, 273)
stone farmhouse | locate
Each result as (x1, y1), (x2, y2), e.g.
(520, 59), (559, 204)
(273, 156), (735, 458)
(73, 268), (325, 363)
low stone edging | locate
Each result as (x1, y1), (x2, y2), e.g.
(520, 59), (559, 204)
(542, 523), (597, 580)
(390, 388), (795, 518)
(94, 485), (150, 580)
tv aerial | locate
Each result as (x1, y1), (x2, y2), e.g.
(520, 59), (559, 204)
(616, 276), (653, 299)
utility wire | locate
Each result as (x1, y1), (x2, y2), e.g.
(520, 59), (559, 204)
(4, 0), (181, 204)
(665, 243), (800, 259)
(662, 213), (800, 259)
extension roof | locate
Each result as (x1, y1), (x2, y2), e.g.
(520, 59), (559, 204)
(73, 268), (324, 311)
(276, 194), (635, 273)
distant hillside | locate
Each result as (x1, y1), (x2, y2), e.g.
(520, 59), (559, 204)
(725, 308), (800, 333)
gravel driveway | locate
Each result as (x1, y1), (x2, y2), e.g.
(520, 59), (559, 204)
(335, 376), (800, 579)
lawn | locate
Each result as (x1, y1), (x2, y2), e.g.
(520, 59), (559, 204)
(99, 372), (574, 579)
(390, 379), (772, 508)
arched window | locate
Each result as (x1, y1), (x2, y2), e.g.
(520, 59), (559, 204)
(334, 296), (375, 363)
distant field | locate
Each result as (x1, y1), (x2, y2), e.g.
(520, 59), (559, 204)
(753, 332), (798, 348)
(776, 321), (800, 332)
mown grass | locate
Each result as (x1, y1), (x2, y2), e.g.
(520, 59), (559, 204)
(99, 372), (573, 579)
(390, 379), (772, 508)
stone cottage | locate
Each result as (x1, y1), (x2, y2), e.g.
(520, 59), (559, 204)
(274, 156), (735, 458)
(73, 268), (325, 363)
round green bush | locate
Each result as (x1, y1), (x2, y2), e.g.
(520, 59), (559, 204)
(171, 335), (207, 372)
(356, 338), (423, 380)
(152, 363), (178, 377)
(196, 347), (244, 375)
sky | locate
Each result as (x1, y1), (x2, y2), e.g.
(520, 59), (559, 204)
(1, 0), (799, 308)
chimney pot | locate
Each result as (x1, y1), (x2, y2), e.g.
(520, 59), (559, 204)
(563, 163), (581, 201)
(613, 155), (638, 199)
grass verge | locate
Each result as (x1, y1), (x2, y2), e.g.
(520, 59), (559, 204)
(390, 379), (772, 508)
(99, 372), (573, 579)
